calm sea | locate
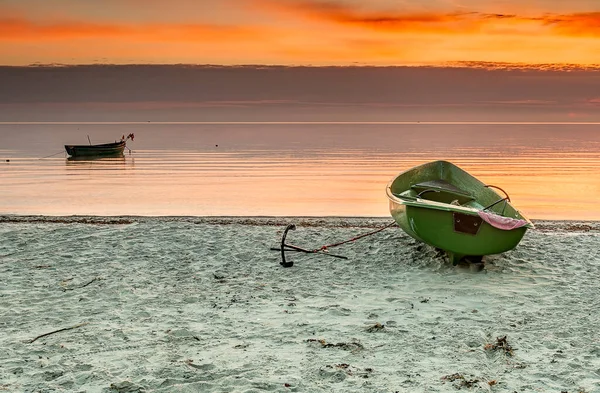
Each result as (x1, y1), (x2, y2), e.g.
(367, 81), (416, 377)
(1, 122), (599, 220)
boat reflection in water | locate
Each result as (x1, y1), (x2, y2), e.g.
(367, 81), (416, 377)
(66, 155), (126, 163)
(65, 155), (134, 170)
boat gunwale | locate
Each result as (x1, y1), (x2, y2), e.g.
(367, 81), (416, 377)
(64, 141), (126, 149)
(385, 161), (535, 229)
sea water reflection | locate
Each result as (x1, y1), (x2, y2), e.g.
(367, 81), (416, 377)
(1, 123), (599, 219)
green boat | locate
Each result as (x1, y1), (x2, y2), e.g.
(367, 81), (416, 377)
(386, 160), (533, 265)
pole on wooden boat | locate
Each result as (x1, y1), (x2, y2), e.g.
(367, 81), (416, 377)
(87, 135), (91, 145)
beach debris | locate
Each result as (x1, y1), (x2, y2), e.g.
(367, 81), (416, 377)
(272, 222), (396, 267)
(27, 322), (89, 344)
(61, 277), (99, 292)
(109, 380), (146, 392)
(306, 338), (364, 352)
(183, 360), (216, 371)
(213, 272), (227, 283)
(184, 359), (205, 369)
(484, 335), (515, 356)
(441, 373), (464, 382)
(322, 364), (373, 379)
(365, 322), (385, 332)
(560, 390), (590, 393)
(441, 373), (482, 389)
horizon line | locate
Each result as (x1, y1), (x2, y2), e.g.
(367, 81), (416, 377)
(2, 121), (600, 125)
(1, 62), (600, 71)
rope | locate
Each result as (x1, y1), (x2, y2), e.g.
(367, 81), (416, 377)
(39, 151), (65, 159)
(316, 221), (397, 252)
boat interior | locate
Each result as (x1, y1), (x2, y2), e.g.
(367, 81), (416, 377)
(394, 180), (518, 216)
(388, 161), (522, 218)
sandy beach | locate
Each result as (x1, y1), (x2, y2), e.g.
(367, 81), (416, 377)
(1, 216), (599, 392)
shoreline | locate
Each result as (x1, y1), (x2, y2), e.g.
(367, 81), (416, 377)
(1, 214), (599, 228)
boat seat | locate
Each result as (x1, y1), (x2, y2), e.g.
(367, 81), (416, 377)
(411, 180), (475, 203)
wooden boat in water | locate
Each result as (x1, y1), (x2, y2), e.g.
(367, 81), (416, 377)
(386, 160), (533, 265)
(65, 141), (125, 157)
(64, 133), (134, 158)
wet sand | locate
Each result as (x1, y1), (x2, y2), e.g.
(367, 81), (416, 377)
(1, 216), (599, 392)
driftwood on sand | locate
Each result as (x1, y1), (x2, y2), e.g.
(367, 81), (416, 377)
(28, 323), (89, 344)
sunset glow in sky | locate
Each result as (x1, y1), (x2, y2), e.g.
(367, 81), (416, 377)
(1, 0), (600, 66)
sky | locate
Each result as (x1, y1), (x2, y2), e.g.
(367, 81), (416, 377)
(1, 0), (600, 66)
(0, 1), (599, 122)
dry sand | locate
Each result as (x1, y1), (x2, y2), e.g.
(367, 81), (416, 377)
(1, 216), (599, 393)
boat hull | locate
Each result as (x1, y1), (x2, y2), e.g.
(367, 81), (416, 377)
(389, 200), (528, 263)
(64, 142), (125, 157)
(387, 160), (532, 264)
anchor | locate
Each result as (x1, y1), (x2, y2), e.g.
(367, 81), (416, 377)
(271, 224), (348, 268)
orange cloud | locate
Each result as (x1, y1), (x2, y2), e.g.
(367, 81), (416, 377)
(544, 12), (600, 36)
(0, 16), (268, 42)
(250, 0), (475, 33)
(450, 61), (600, 71)
(587, 98), (600, 105)
(250, 0), (600, 36)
